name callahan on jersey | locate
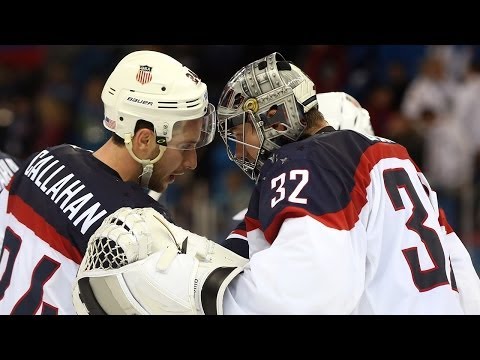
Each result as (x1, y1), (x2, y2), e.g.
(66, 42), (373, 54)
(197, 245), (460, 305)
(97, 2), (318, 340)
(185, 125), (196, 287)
(24, 149), (107, 234)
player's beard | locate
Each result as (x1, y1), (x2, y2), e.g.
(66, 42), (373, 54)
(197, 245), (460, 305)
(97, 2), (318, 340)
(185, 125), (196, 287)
(148, 172), (168, 194)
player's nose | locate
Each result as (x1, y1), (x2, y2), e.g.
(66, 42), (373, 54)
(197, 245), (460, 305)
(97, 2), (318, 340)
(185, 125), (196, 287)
(234, 144), (244, 160)
(183, 149), (197, 170)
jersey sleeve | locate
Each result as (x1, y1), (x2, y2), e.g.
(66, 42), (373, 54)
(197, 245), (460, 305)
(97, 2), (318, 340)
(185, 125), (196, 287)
(221, 219), (249, 258)
(438, 208), (480, 314)
(418, 170), (480, 314)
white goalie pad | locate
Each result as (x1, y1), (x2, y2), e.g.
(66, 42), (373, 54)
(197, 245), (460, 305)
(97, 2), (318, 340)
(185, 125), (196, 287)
(72, 207), (247, 315)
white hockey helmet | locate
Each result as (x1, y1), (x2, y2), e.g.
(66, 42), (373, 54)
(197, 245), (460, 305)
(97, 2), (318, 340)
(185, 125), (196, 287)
(316, 92), (374, 135)
(217, 52), (318, 181)
(102, 50), (216, 150)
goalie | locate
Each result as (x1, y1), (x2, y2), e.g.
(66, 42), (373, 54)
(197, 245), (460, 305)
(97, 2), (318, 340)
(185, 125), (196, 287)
(72, 207), (247, 315)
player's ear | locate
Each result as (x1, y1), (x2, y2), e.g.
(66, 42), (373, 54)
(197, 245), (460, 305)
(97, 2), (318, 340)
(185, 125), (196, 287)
(134, 128), (155, 151)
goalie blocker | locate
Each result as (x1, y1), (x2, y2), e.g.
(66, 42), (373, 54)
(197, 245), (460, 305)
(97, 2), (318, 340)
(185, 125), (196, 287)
(72, 207), (247, 315)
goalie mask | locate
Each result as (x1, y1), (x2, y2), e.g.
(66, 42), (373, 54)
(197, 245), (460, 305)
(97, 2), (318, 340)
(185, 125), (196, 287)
(217, 52), (317, 182)
(102, 50), (216, 186)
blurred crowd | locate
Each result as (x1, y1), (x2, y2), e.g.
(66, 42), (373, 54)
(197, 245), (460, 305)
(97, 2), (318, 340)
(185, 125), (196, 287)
(1, 44), (480, 272)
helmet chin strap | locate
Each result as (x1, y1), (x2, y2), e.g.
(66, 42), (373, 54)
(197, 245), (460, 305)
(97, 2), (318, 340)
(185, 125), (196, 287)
(124, 133), (166, 188)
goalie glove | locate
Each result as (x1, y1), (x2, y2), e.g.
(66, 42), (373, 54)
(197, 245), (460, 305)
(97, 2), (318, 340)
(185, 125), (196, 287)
(72, 207), (247, 315)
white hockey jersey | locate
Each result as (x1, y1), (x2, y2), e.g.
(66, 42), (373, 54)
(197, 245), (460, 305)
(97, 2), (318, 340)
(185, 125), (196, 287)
(222, 128), (480, 314)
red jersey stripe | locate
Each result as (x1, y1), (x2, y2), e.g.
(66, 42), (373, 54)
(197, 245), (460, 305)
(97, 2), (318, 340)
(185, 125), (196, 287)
(7, 193), (83, 264)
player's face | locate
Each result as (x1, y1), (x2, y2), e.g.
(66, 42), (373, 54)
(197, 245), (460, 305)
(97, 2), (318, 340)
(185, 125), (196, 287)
(148, 120), (201, 193)
(231, 121), (260, 163)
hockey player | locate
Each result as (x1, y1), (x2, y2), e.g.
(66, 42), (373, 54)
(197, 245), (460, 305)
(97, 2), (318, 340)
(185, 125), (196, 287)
(222, 91), (374, 258)
(0, 50), (216, 314)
